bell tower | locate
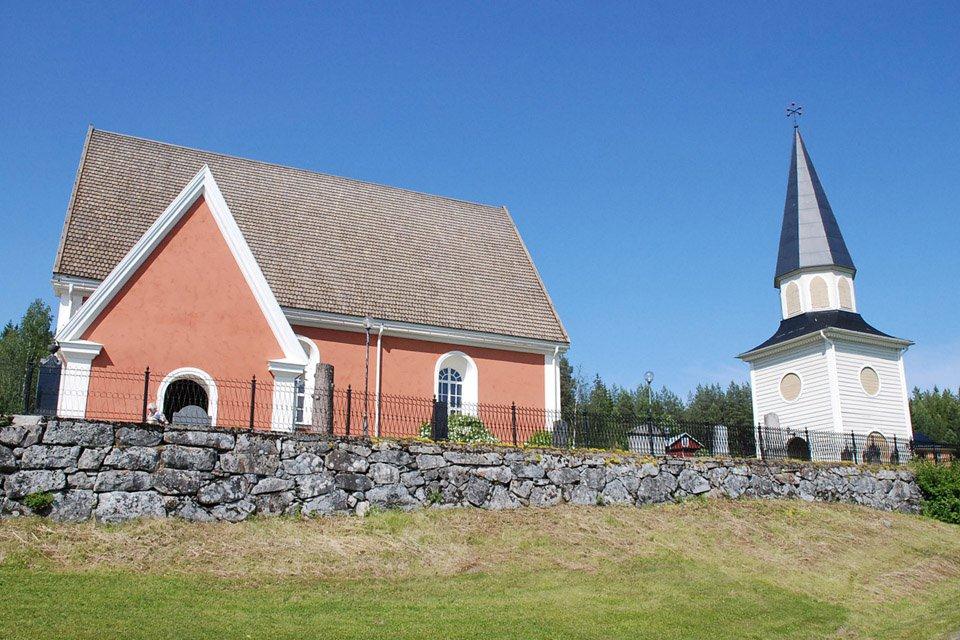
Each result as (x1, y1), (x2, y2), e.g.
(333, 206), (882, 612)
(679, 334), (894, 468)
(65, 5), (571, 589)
(738, 120), (914, 457)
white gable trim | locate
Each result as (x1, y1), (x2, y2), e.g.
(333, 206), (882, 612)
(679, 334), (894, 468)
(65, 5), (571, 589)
(55, 166), (307, 367)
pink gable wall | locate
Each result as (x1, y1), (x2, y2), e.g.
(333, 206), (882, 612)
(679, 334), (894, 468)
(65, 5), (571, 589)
(82, 197), (284, 425)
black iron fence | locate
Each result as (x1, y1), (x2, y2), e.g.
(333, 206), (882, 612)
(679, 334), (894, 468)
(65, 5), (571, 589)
(5, 363), (957, 465)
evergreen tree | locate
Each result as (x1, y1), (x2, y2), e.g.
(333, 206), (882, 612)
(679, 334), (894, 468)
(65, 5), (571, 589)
(910, 387), (960, 445)
(558, 354), (577, 417)
(0, 300), (54, 414)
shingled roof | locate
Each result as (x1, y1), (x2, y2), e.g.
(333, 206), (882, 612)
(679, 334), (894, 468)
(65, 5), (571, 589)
(774, 128), (855, 286)
(54, 129), (568, 344)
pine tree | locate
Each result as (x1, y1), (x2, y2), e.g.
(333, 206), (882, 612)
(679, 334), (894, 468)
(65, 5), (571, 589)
(0, 300), (54, 414)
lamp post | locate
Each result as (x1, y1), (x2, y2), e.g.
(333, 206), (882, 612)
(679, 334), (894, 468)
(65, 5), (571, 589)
(644, 370), (655, 455)
(363, 315), (372, 437)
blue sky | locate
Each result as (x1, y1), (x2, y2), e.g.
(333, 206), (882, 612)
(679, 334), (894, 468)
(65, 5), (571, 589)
(1, 2), (958, 396)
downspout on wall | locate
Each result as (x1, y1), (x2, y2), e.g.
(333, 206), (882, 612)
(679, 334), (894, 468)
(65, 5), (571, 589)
(374, 324), (384, 436)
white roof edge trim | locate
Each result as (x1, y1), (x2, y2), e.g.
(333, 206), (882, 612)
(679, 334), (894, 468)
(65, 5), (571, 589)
(820, 327), (913, 350)
(55, 165), (307, 367)
(737, 333), (824, 362)
(737, 327), (912, 362)
(284, 307), (569, 355)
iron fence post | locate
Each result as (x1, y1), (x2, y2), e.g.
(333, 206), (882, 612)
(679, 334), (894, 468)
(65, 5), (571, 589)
(511, 402), (518, 447)
(248, 375), (257, 429)
(22, 361), (35, 414)
(850, 431), (858, 464)
(757, 423), (765, 460)
(647, 420), (655, 457)
(345, 385), (352, 437)
(140, 366), (150, 423)
(805, 427), (811, 460)
(892, 434), (899, 464)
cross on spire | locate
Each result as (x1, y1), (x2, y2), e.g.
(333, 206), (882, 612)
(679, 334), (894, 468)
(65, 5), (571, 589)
(786, 102), (803, 128)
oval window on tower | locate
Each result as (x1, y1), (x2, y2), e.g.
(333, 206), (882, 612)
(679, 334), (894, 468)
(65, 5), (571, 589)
(860, 367), (880, 396)
(810, 276), (829, 310)
(780, 373), (802, 402)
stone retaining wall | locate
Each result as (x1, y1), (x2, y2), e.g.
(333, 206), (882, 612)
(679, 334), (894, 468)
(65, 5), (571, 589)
(0, 417), (922, 522)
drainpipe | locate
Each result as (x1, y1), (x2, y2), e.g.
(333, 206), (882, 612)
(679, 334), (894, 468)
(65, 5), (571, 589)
(374, 324), (384, 437)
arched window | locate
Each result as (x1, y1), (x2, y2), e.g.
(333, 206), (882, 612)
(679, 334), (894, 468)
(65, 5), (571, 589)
(784, 282), (801, 317)
(437, 368), (463, 412)
(294, 336), (320, 425)
(434, 351), (478, 414)
(157, 367), (219, 426)
(838, 277), (853, 310)
(164, 379), (208, 425)
(810, 276), (829, 310)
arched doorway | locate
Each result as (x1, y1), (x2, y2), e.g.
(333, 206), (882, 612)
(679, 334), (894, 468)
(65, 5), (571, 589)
(786, 436), (811, 461)
(162, 378), (209, 423)
(863, 432), (889, 464)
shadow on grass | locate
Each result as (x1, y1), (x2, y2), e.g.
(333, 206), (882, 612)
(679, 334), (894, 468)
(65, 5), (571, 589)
(0, 552), (845, 640)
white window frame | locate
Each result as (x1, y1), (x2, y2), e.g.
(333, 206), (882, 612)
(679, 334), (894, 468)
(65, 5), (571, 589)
(437, 367), (464, 414)
(433, 351), (478, 415)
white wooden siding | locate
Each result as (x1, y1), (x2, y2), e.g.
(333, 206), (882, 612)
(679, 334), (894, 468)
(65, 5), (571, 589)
(833, 340), (911, 439)
(752, 340), (835, 432)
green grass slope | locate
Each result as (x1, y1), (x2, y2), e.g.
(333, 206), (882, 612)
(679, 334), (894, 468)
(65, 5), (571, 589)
(0, 500), (958, 640)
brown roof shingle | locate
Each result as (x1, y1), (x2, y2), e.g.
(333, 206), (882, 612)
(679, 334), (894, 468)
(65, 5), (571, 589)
(54, 129), (568, 344)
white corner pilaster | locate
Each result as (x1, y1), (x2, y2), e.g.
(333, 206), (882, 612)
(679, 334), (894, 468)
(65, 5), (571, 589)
(544, 349), (560, 430)
(56, 340), (103, 419)
(53, 283), (86, 334)
(268, 359), (306, 433)
(822, 334), (844, 435)
(896, 351), (913, 439)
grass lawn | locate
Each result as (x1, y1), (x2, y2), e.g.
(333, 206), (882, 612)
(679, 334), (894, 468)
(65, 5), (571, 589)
(0, 500), (958, 639)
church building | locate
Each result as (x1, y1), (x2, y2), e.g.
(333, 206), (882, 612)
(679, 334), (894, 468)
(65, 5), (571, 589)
(51, 128), (568, 432)
(738, 128), (913, 459)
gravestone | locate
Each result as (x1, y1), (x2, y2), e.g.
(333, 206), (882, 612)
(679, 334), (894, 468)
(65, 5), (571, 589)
(311, 363), (335, 434)
(172, 405), (211, 427)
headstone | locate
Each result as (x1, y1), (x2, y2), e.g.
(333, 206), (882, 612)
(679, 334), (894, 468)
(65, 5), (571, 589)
(311, 363), (334, 434)
(551, 420), (569, 448)
(172, 405), (211, 427)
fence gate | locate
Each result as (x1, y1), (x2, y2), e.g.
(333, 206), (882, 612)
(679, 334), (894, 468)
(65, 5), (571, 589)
(35, 356), (61, 416)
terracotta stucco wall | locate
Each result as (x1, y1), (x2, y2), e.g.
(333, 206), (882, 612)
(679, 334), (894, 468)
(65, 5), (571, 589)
(81, 197), (284, 426)
(292, 326), (545, 409)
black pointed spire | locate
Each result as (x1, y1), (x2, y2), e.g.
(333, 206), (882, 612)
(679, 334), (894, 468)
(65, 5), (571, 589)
(774, 129), (855, 286)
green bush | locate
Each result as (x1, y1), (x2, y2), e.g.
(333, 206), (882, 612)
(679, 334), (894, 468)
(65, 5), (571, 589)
(419, 413), (498, 444)
(24, 491), (55, 512)
(914, 462), (960, 524)
(525, 430), (553, 448)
